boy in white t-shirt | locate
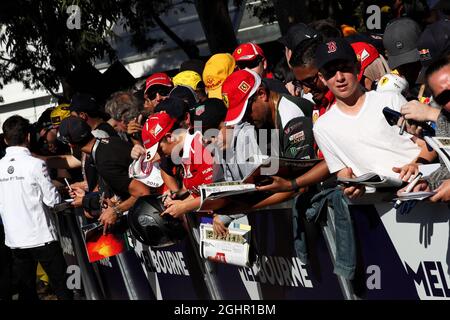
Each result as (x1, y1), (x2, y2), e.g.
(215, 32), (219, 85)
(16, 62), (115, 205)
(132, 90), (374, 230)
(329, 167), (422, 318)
(312, 38), (435, 198)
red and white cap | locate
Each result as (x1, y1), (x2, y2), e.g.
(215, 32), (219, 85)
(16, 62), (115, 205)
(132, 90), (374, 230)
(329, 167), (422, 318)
(350, 42), (379, 81)
(144, 73), (173, 94)
(141, 112), (176, 161)
(222, 69), (261, 126)
(232, 42), (266, 62)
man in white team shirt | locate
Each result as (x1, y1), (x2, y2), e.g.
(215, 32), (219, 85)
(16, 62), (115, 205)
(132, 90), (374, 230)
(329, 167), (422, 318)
(0, 115), (72, 300)
(312, 38), (435, 198)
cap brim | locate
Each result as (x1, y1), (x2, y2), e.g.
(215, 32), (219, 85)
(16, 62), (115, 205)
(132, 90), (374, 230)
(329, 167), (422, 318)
(388, 49), (420, 70)
(144, 82), (173, 94)
(143, 143), (159, 163)
(207, 87), (222, 99)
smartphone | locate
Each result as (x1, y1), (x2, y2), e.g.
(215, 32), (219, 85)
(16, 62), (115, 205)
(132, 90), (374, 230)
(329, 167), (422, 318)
(382, 107), (402, 126)
(383, 107), (435, 137)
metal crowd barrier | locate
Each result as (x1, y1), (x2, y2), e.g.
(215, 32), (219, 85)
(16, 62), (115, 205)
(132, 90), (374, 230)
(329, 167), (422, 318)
(54, 191), (450, 300)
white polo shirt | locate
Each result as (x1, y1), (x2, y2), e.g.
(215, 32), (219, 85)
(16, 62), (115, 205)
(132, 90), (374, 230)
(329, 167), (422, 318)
(0, 146), (60, 249)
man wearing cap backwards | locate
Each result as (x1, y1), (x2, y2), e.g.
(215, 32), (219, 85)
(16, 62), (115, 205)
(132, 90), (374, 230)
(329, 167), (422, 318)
(58, 116), (150, 232)
(143, 72), (174, 112)
(140, 112), (214, 218)
(0, 115), (72, 300)
(311, 38), (435, 198)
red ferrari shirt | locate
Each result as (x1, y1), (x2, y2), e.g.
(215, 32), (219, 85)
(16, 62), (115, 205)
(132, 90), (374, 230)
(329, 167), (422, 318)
(181, 132), (213, 197)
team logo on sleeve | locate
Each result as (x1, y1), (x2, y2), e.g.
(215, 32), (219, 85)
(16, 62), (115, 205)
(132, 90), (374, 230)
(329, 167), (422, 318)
(7, 166), (14, 174)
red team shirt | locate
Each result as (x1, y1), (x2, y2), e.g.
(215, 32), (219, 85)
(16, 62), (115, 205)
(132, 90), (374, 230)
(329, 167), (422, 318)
(181, 131), (214, 197)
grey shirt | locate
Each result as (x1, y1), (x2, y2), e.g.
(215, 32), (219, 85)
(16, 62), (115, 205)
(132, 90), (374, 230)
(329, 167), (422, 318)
(426, 110), (450, 190)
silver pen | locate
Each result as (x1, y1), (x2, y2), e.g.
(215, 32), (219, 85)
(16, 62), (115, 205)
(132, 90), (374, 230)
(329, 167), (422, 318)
(394, 172), (423, 209)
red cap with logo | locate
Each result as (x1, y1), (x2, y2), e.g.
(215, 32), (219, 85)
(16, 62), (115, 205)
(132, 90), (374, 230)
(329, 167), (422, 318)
(144, 73), (173, 94)
(222, 69), (261, 126)
(141, 112), (176, 161)
(350, 42), (379, 81)
(232, 42), (266, 61)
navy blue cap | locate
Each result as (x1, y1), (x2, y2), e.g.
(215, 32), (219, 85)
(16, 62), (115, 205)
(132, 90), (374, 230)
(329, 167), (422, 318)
(315, 38), (357, 70)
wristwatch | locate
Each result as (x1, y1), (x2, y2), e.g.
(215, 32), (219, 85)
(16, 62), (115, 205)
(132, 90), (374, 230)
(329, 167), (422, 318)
(290, 179), (301, 192)
(112, 204), (123, 218)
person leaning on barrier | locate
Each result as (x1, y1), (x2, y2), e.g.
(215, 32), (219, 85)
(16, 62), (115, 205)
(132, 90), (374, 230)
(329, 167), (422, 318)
(130, 97), (193, 196)
(399, 54), (450, 201)
(311, 38), (435, 199)
(0, 115), (72, 300)
(58, 116), (150, 233)
(135, 112), (214, 219)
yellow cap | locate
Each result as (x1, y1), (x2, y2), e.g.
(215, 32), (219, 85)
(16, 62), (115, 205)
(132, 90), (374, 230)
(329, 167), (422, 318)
(202, 53), (235, 99)
(50, 103), (71, 126)
(173, 70), (202, 90)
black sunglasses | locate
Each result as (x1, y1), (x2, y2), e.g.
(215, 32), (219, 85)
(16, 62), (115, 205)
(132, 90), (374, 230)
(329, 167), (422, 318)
(146, 87), (171, 100)
(434, 89), (450, 106)
(293, 74), (319, 89)
(321, 61), (356, 80)
(236, 56), (264, 70)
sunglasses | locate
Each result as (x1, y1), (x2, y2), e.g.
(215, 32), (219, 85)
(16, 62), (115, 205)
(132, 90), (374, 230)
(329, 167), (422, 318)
(236, 56), (264, 70)
(146, 87), (171, 101)
(434, 89), (450, 106)
(293, 74), (319, 89)
(321, 62), (356, 80)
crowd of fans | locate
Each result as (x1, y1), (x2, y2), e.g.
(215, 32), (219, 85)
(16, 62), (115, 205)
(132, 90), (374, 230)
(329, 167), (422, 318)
(0, 0), (450, 300)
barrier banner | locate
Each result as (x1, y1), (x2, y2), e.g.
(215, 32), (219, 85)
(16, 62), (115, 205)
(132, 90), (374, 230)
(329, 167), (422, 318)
(93, 231), (155, 300)
(349, 201), (450, 300)
(209, 208), (344, 300)
(132, 236), (211, 300)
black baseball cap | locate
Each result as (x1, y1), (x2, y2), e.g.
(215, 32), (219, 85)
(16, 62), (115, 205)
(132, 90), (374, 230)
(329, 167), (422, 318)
(278, 23), (320, 50)
(315, 38), (357, 70)
(191, 98), (227, 133)
(70, 93), (99, 113)
(154, 97), (189, 122)
(383, 18), (421, 70)
(169, 85), (198, 108)
(58, 116), (92, 145)
(418, 18), (450, 68)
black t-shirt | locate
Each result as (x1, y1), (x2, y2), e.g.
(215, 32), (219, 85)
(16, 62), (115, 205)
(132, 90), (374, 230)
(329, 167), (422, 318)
(93, 137), (133, 200)
(95, 122), (118, 138)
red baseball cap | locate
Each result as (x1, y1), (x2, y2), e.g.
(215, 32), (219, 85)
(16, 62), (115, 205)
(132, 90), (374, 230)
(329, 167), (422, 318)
(232, 42), (266, 61)
(350, 42), (379, 81)
(141, 112), (176, 161)
(222, 69), (261, 126)
(144, 73), (173, 94)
